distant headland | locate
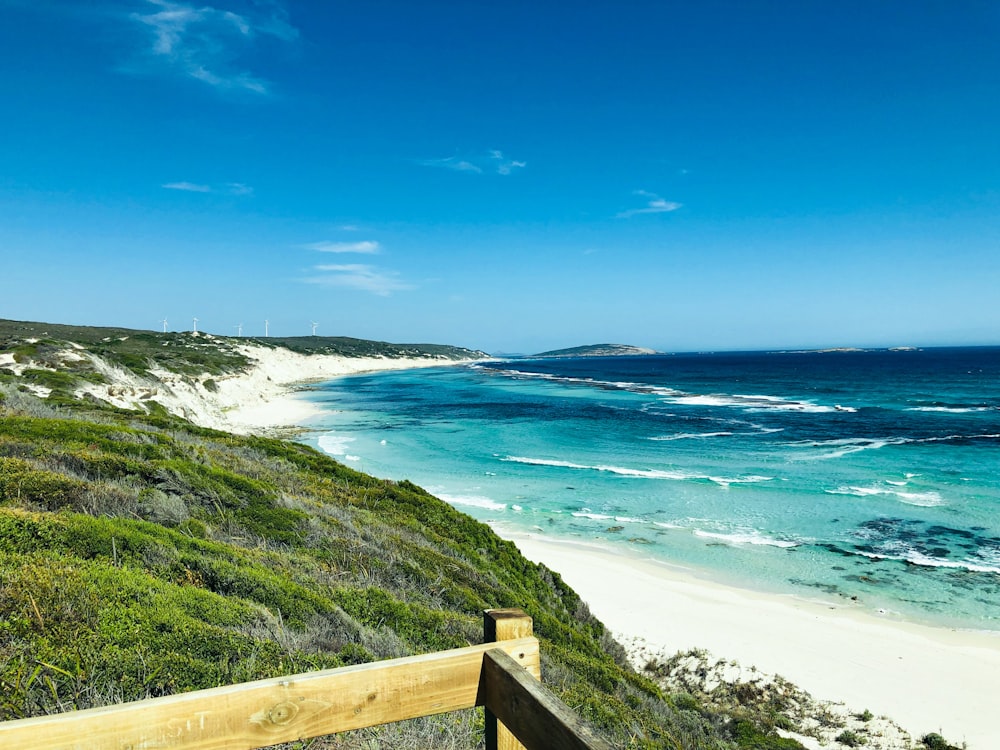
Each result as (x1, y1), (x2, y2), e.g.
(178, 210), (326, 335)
(532, 343), (659, 358)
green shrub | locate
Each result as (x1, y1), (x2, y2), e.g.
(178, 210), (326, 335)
(836, 729), (865, 747)
(0, 389), (758, 747)
(920, 733), (961, 750)
(0, 458), (87, 509)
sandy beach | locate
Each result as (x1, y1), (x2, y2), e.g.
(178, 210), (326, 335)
(63, 342), (998, 747)
(503, 529), (1000, 748)
(254, 359), (998, 748)
(57, 339), (475, 435)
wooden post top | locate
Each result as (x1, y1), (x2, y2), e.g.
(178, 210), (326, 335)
(484, 609), (533, 643)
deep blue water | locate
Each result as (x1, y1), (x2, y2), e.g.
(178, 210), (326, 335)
(302, 347), (1000, 630)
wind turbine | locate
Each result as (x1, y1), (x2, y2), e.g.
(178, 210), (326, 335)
(161, 318), (168, 333)
(235, 323), (243, 337)
(310, 321), (318, 336)
(264, 319), (269, 337)
(192, 317), (199, 334)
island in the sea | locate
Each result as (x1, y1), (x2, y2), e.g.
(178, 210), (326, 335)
(533, 343), (659, 358)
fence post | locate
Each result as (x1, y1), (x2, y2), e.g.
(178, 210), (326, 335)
(484, 609), (534, 750)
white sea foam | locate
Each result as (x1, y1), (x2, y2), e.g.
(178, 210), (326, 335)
(573, 511), (614, 520)
(344, 455), (361, 462)
(501, 456), (772, 487)
(825, 485), (945, 506)
(854, 548), (1000, 575)
(907, 406), (993, 413)
(649, 431), (733, 441)
(665, 392), (844, 413)
(917, 433), (1000, 443)
(502, 456), (692, 480)
(708, 475), (774, 488)
(788, 437), (906, 460)
(694, 529), (801, 548)
(318, 434), (355, 456)
(436, 493), (507, 511)
(488, 367), (685, 398)
(487, 366), (855, 414)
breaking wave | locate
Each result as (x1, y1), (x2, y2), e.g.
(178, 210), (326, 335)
(501, 456), (773, 487)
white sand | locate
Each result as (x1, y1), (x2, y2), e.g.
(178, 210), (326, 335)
(504, 530), (1000, 749)
(68, 340), (475, 435)
(31, 339), (999, 745)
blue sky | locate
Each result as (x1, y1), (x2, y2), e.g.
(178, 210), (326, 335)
(2, 1), (998, 353)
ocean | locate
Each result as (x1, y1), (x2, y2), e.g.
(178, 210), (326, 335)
(300, 347), (1000, 631)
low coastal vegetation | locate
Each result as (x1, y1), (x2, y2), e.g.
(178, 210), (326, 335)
(0, 321), (964, 748)
(0, 385), (741, 748)
(0, 318), (485, 382)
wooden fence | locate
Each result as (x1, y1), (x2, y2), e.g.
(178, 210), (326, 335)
(0, 609), (613, 750)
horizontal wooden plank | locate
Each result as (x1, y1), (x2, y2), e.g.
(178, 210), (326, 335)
(0, 638), (540, 750)
(480, 648), (614, 750)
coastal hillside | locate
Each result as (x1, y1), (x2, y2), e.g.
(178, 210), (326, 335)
(0, 386), (763, 749)
(535, 343), (659, 358)
(0, 319), (822, 749)
(0, 319), (488, 434)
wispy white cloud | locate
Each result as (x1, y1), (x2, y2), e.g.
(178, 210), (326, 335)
(418, 157), (482, 173)
(305, 240), (381, 254)
(162, 180), (253, 195)
(616, 190), (682, 218)
(130, 0), (298, 94)
(490, 149), (527, 175)
(162, 181), (211, 192)
(418, 150), (526, 176)
(305, 264), (413, 296)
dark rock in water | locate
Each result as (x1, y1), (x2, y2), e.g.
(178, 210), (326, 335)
(607, 525), (624, 533)
(629, 537), (653, 545)
(918, 546), (952, 558)
(819, 543), (855, 558)
(927, 524), (976, 540)
(789, 578), (841, 595)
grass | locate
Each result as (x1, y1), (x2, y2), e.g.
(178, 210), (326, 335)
(0, 383), (769, 748)
(0, 320), (814, 748)
(0, 318), (487, 381)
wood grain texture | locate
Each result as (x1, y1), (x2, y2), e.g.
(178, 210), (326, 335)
(481, 649), (615, 750)
(483, 609), (535, 750)
(0, 637), (539, 750)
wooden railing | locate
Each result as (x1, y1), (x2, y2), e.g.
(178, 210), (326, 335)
(0, 609), (612, 750)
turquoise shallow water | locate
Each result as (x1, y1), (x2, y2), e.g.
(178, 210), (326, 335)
(300, 348), (1000, 631)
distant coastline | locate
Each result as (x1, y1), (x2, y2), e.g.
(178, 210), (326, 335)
(296, 350), (1000, 749)
(531, 343), (660, 358)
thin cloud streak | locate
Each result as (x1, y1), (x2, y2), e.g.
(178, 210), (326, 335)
(490, 149), (526, 175)
(225, 182), (253, 196)
(418, 150), (526, 176)
(130, 0), (299, 94)
(305, 240), (381, 254)
(306, 264), (414, 296)
(162, 181), (211, 192)
(616, 190), (682, 218)
(162, 181), (253, 195)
